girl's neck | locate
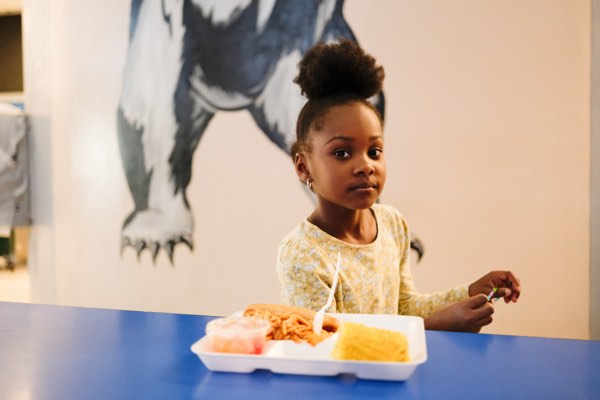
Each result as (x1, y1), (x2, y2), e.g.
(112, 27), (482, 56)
(308, 207), (377, 245)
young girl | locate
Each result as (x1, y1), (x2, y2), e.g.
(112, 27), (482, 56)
(276, 39), (521, 333)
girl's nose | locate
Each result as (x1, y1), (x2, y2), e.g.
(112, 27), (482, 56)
(354, 158), (375, 176)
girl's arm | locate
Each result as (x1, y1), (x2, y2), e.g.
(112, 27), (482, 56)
(397, 255), (470, 318)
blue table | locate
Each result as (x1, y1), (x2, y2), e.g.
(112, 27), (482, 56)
(1, 302), (598, 399)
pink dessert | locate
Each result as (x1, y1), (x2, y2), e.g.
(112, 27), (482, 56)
(205, 316), (271, 354)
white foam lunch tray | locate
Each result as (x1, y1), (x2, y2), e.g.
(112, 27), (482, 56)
(191, 313), (427, 381)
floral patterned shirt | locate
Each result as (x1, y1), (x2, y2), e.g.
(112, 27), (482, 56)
(276, 204), (469, 318)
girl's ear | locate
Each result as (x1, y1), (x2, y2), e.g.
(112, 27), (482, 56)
(294, 152), (310, 182)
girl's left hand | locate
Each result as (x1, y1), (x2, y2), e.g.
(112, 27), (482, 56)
(469, 270), (521, 303)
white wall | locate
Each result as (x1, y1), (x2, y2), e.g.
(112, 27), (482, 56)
(23, 0), (590, 339)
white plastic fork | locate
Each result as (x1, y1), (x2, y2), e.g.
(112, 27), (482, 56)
(313, 252), (341, 335)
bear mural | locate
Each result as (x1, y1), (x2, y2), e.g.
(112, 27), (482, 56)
(117, 0), (385, 263)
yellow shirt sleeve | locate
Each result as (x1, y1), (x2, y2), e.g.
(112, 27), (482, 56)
(277, 235), (334, 311)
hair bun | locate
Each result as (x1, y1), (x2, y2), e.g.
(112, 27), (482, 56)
(294, 38), (384, 100)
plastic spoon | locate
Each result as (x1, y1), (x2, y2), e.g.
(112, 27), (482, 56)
(313, 252), (341, 335)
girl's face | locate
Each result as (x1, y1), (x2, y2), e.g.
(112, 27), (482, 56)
(298, 102), (386, 212)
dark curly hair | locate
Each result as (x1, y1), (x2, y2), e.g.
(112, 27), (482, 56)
(290, 39), (385, 158)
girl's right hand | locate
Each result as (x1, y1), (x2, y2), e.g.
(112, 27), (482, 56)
(424, 294), (494, 333)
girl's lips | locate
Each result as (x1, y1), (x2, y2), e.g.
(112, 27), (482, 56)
(351, 181), (377, 191)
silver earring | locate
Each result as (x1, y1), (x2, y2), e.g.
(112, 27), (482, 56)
(306, 179), (312, 189)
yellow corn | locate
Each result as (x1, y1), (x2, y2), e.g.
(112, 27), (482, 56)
(331, 322), (410, 362)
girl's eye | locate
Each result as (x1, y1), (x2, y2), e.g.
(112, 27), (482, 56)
(369, 148), (383, 158)
(333, 149), (350, 159)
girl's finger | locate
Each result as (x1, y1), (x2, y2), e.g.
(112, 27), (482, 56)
(495, 287), (512, 300)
